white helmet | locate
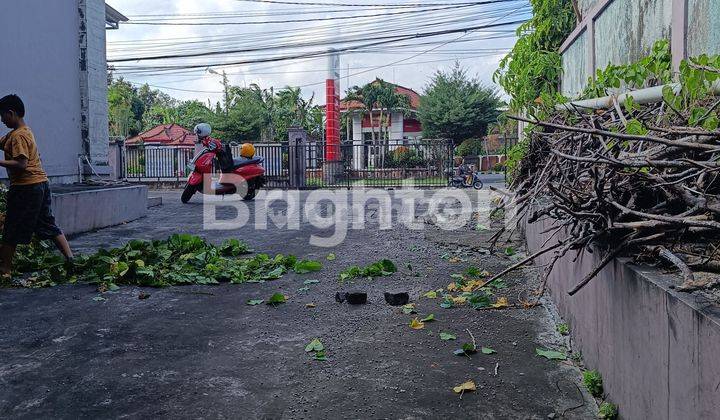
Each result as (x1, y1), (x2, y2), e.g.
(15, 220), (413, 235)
(194, 123), (211, 138)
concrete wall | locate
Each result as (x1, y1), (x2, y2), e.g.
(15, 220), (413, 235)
(525, 216), (720, 419)
(560, 0), (720, 96)
(687, 0), (720, 57)
(594, 0), (671, 68)
(0, 0), (110, 183)
(561, 30), (589, 98)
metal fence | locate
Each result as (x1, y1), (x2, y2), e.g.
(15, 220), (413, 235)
(123, 140), (454, 188)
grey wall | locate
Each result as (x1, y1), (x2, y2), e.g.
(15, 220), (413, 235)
(0, 0), (110, 183)
(561, 31), (589, 98)
(687, 0), (720, 57)
(525, 216), (720, 420)
(561, 0), (719, 97)
(0, 0), (83, 183)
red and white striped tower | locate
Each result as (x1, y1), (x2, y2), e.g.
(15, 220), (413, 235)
(325, 49), (341, 162)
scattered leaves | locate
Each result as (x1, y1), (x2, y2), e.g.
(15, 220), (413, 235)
(420, 314), (435, 322)
(535, 348), (567, 360)
(423, 290), (438, 299)
(492, 296), (509, 309)
(439, 332), (456, 341)
(266, 293), (287, 306)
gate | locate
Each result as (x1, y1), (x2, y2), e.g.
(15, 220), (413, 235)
(123, 140), (454, 188)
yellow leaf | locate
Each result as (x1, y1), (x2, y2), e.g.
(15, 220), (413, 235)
(452, 296), (467, 305)
(306, 303), (316, 308)
(448, 257), (462, 263)
(423, 291), (438, 299)
(461, 280), (482, 293)
(492, 296), (509, 309)
(447, 283), (457, 292)
(453, 380), (477, 394)
(480, 270), (491, 277)
(409, 318), (425, 330)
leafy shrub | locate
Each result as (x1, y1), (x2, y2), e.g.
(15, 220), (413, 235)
(583, 370), (604, 397)
(386, 147), (426, 168)
(598, 402), (618, 420)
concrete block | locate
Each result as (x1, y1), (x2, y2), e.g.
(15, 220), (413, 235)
(51, 185), (148, 236)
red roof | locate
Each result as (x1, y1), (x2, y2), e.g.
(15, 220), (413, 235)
(125, 124), (196, 146)
(340, 81), (421, 112)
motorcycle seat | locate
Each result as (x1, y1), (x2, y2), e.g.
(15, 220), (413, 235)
(232, 156), (263, 169)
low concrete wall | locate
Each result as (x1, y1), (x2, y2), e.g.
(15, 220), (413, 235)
(525, 216), (720, 419)
(51, 185), (148, 236)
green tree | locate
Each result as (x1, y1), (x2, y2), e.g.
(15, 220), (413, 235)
(108, 78), (143, 137)
(493, 0), (576, 111)
(418, 63), (502, 145)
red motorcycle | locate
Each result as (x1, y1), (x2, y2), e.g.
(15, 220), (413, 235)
(181, 137), (266, 203)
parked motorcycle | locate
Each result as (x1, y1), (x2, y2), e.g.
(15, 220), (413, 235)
(450, 172), (484, 190)
(181, 137), (266, 203)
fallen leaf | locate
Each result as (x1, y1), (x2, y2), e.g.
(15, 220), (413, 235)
(305, 338), (324, 352)
(448, 256), (462, 263)
(454, 342), (477, 356)
(92, 296), (107, 302)
(504, 247), (516, 256)
(409, 318), (425, 330)
(326, 253), (336, 261)
(481, 347), (496, 354)
(297, 287), (310, 292)
(447, 283), (458, 292)
(313, 350), (327, 361)
(492, 297), (509, 309)
(423, 290), (438, 299)
(452, 380), (477, 394)
(306, 303), (316, 308)
(536, 348), (567, 360)
(303, 279), (320, 285)
(452, 296), (467, 305)
(246, 299), (264, 306)
(402, 304), (416, 314)
(440, 332), (456, 341)
(266, 293), (287, 305)
(421, 314), (435, 322)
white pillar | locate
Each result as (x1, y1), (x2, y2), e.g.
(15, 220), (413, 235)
(389, 112), (404, 150)
(352, 113), (364, 170)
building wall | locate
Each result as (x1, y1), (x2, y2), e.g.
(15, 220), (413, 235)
(0, 0), (109, 183)
(0, 0), (83, 183)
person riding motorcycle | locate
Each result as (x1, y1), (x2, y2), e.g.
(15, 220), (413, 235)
(458, 158), (474, 186)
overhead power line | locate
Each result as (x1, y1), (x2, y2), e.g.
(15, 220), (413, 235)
(109, 19), (526, 64)
(236, 0), (494, 7)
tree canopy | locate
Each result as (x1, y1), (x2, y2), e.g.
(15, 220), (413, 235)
(107, 77), (324, 143)
(418, 63), (503, 145)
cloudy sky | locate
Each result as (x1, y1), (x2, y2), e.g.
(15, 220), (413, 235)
(107, 0), (530, 105)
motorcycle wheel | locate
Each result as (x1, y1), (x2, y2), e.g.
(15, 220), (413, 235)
(242, 187), (257, 201)
(473, 180), (484, 190)
(181, 183), (197, 203)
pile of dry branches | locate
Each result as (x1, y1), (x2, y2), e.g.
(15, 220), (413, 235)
(489, 99), (720, 296)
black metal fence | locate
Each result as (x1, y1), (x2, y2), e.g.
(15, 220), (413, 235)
(123, 140), (454, 188)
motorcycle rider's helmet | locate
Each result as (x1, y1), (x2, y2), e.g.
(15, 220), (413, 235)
(194, 123), (212, 139)
(240, 143), (255, 158)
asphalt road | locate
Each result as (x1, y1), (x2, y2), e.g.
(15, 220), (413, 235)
(0, 189), (595, 419)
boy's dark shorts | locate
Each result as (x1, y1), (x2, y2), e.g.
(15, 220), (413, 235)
(2, 181), (62, 245)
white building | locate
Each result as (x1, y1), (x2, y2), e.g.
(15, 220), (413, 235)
(0, 1), (127, 184)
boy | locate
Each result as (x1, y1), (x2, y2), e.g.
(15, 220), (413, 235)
(0, 94), (72, 276)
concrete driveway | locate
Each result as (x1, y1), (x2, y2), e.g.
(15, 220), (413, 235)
(0, 188), (595, 419)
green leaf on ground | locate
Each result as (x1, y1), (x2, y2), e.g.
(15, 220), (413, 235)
(303, 279), (320, 285)
(504, 246), (516, 256)
(326, 253), (336, 261)
(440, 297), (453, 309)
(313, 350), (327, 361)
(421, 314), (435, 322)
(481, 347), (496, 354)
(423, 290), (438, 299)
(454, 342), (477, 356)
(92, 296), (107, 302)
(402, 304), (416, 314)
(440, 332), (456, 341)
(246, 299), (264, 306)
(266, 293), (287, 306)
(305, 338), (324, 352)
(475, 223), (489, 231)
(297, 287), (310, 292)
(536, 348), (567, 360)
(294, 260), (323, 274)
(468, 290), (492, 309)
